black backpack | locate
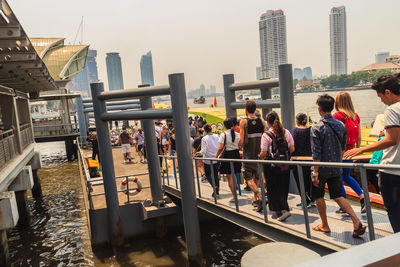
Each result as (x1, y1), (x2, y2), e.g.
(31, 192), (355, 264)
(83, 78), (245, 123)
(265, 131), (291, 171)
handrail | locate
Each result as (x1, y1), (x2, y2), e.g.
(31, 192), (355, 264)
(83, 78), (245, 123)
(160, 154), (400, 242)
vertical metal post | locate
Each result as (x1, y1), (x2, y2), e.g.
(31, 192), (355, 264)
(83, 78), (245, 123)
(257, 163), (268, 223)
(126, 176), (130, 204)
(210, 162), (218, 204)
(278, 64), (295, 131)
(360, 167), (375, 241)
(140, 96), (163, 205)
(296, 166), (311, 238)
(230, 162), (239, 212)
(90, 82), (124, 249)
(195, 159), (202, 198)
(260, 88), (272, 120)
(169, 73), (203, 265)
(75, 96), (88, 145)
(223, 74), (237, 119)
(165, 157), (170, 187)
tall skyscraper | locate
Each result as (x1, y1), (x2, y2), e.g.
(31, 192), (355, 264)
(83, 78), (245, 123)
(303, 67), (313, 80)
(140, 51), (155, 86)
(87, 49), (99, 83)
(256, 67), (262, 80)
(106, 52), (124, 90)
(70, 49), (99, 97)
(330, 6), (347, 75)
(259, 9), (288, 79)
(375, 52), (390, 64)
(293, 68), (304, 80)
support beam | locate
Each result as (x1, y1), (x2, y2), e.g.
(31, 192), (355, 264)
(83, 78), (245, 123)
(100, 109), (173, 121)
(223, 74), (236, 119)
(75, 97), (88, 145)
(278, 64), (295, 131)
(90, 82), (124, 250)
(169, 73), (203, 265)
(230, 100), (280, 110)
(229, 78), (279, 91)
(14, 191), (29, 227)
(98, 85), (170, 101)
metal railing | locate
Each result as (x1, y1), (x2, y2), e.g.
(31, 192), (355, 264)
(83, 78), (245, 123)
(0, 129), (18, 169)
(20, 123), (34, 149)
(160, 154), (400, 242)
(33, 123), (79, 137)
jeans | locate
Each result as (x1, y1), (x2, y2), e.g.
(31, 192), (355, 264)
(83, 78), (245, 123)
(380, 171), (400, 233)
(341, 159), (363, 198)
(204, 163), (220, 193)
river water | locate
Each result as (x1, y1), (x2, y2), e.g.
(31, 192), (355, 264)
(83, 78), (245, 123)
(8, 142), (267, 266)
(188, 89), (386, 125)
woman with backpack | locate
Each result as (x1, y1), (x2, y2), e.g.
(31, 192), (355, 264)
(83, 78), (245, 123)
(216, 119), (241, 203)
(333, 92), (365, 213)
(259, 111), (295, 221)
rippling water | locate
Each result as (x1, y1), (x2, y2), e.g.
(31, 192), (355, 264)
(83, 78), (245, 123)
(8, 142), (268, 266)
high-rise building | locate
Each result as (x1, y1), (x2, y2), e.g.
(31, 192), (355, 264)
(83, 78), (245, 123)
(303, 67), (313, 80)
(375, 52), (390, 64)
(209, 85), (216, 96)
(70, 49), (99, 97)
(330, 6), (347, 75)
(106, 52), (124, 90)
(87, 49), (99, 83)
(256, 67), (262, 80)
(140, 51), (155, 86)
(199, 84), (206, 96)
(259, 9), (288, 79)
(293, 68), (304, 80)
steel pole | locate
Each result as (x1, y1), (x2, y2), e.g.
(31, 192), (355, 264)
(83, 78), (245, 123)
(140, 96), (163, 204)
(260, 88), (272, 120)
(90, 82), (124, 250)
(223, 74), (236, 119)
(75, 96), (88, 145)
(169, 73), (203, 265)
(278, 64), (295, 131)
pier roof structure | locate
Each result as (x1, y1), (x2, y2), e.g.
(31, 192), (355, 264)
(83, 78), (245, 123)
(0, 0), (58, 94)
(30, 38), (89, 82)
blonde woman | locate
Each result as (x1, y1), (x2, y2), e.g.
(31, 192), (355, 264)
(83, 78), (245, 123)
(333, 92), (365, 213)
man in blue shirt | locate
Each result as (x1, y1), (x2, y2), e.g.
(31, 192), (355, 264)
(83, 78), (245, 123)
(311, 94), (366, 237)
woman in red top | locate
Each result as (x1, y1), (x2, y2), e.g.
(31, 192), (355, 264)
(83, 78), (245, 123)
(333, 92), (365, 213)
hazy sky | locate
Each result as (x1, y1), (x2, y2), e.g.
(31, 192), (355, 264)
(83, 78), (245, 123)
(9, 0), (400, 92)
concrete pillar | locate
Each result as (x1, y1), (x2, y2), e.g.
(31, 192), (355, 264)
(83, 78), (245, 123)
(14, 191), (29, 227)
(260, 88), (272, 120)
(75, 97), (88, 145)
(0, 230), (10, 267)
(65, 139), (77, 161)
(29, 152), (42, 198)
(223, 74), (237, 119)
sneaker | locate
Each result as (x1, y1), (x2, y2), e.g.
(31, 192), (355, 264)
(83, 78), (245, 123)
(335, 208), (346, 214)
(128, 157), (132, 162)
(256, 201), (263, 212)
(278, 211), (291, 222)
(252, 200), (260, 207)
(309, 201), (316, 207)
(296, 203), (303, 207)
(124, 160), (127, 164)
(272, 211), (282, 219)
(360, 198), (366, 214)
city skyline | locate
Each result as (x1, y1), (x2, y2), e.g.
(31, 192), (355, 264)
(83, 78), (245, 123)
(10, 0), (400, 91)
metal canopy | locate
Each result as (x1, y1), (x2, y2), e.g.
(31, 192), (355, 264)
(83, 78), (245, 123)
(0, 0), (58, 94)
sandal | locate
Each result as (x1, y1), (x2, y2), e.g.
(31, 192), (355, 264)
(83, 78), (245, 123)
(312, 224), (331, 233)
(353, 223), (367, 238)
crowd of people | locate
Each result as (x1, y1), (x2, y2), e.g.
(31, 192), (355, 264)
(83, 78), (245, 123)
(87, 73), (400, 236)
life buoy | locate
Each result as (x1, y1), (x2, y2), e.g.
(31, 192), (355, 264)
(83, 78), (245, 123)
(120, 177), (142, 195)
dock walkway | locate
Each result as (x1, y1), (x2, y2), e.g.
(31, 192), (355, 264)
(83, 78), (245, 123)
(163, 172), (393, 254)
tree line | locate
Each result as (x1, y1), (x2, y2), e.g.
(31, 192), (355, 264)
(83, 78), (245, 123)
(319, 70), (392, 89)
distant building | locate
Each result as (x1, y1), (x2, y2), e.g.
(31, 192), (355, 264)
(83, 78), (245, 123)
(358, 62), (400, 73)
(259, 9), (288, 79)
(296, 81), (321, 91)
(303, 67), (313, 80)
(256, 67), (262, 80)
(293, 68), (304, 80)
(330, 6), (347, 75)
(87, 50), (99, 83)
(140, 51), (155, 86)
(209, 85), (217, 96)
(106, 52), (124, 91)
(199, 84), (206, 96)
(375, 52), (390, 64)
(386, 55), (400, 65)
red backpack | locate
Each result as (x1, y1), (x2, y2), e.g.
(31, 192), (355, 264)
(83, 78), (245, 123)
(334, 112), (359, 149)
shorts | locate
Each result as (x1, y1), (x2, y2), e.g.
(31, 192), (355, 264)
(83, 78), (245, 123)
(311, 175), (342, 200)
(138, 144), (143, 152)
(121, 144), (131, 154)
(243, 164), (259, 181)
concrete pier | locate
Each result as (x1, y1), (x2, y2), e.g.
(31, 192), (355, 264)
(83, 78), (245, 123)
(29, 152), (43, 198)
(65, 139), (77, 162)
(14, 191), (30, 227)
(0, 230), (10, 267)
